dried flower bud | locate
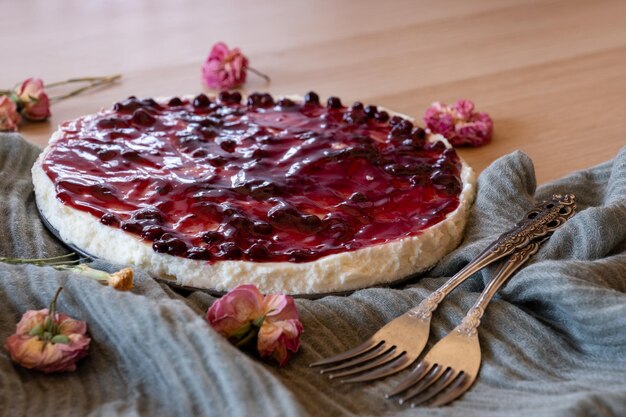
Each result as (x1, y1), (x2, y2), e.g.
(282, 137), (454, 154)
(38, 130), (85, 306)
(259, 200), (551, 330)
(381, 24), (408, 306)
(423, 99), (493, 147)
(207, 284), (303, 366)
(4, 287), (90, 373)
(15, 78), (51, 121)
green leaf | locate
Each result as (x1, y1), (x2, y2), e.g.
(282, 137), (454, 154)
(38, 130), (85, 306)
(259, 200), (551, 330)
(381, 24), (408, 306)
(252, 314), (266, 328)
(229, 322), (252, 340)
(51, 335), (70, 344)
(28, 323), (44, 337)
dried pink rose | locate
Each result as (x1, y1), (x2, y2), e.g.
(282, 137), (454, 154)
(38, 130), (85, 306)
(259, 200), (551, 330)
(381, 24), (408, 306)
(207, 284), (303, 366)
(202, 42), (249, 90)
(0, 95), (20, 131)
(257, 294), (303, 366)
(423, 99), (493, 147)
(15, 77), (51, 121)
(4, 287), (90, 373)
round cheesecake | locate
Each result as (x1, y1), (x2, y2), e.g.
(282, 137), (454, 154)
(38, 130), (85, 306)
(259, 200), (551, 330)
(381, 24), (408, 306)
(33, 92), (476, 294)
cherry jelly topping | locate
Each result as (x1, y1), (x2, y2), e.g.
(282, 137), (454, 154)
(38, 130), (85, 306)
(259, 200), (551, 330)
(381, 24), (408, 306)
(42, 93), (463, 263)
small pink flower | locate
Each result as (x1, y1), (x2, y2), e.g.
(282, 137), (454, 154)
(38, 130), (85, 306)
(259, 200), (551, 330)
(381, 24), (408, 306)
(207, 284), (265, 338)
(202, 42), (249, 90)
(0, 96), (20, 131)
(423, 99), (493, 147)
(257, 294), (303, 366)
(207, 284), (303, 366)
(15, 77), (51, 121)
(4, 288), (90, 373)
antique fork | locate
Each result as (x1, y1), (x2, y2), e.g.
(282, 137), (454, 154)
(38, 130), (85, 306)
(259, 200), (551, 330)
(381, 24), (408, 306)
(386, 236), (550, 407)
(310, 193), (576, 383)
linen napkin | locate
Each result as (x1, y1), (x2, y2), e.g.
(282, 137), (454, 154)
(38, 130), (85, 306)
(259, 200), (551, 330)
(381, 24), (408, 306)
(0, 133), (624, 417)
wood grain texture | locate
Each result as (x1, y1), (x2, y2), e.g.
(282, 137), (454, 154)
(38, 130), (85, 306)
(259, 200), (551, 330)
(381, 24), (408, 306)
(2, 0), (625, 183)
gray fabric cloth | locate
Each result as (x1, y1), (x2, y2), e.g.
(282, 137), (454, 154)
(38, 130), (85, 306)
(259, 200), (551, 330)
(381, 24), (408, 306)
(0, 133), (625, 417)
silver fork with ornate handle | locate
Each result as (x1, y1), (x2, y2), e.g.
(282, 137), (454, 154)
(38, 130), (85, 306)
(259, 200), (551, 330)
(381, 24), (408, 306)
(386, 235), (550, 407)
(310, 193), (576, 383)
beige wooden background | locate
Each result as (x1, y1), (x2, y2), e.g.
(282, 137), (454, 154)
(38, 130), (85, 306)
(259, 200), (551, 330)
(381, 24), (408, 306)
(2, 0), (625, 184)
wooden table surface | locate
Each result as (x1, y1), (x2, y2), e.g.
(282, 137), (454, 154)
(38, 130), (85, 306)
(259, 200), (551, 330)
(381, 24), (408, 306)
(2, 0), (625, 184)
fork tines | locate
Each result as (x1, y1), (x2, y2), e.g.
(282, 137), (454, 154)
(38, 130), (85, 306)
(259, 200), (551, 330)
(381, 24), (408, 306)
(310, 339), (414, 383)
(386, 361), (470, 407)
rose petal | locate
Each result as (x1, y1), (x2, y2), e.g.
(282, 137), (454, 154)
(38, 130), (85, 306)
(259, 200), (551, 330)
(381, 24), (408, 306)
(207, 284), (264, 336)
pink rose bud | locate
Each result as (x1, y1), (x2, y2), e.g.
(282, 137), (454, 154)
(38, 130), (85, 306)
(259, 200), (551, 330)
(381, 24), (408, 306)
(423, 99), (493, 147)
(15, 77), (51, 121)
(0, 95), (20, 131)
(4, 287), (90, 373)
(201, 42), (249, 90)
(207, 284), (303, 366)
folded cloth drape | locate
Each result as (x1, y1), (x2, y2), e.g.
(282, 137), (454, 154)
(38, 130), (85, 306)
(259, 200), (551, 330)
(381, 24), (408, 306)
(0, 133), (624, 417)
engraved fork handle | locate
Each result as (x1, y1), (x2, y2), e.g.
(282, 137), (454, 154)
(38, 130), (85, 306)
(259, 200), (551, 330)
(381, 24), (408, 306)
(409, 193), (576, 320)
(455, 236), (548, 336)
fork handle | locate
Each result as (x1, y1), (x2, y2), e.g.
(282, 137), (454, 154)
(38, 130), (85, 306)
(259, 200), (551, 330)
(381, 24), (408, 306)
(455, 236), (547, 336)
(408, 193), (575, 320)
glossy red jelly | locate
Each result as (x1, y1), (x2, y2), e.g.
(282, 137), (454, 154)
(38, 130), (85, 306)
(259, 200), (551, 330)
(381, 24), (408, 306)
(42, 92), (463, 263)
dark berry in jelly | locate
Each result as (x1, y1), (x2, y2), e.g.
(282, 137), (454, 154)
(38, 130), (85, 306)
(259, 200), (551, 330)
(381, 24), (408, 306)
(131, 109), (156, 127)
(202, 231), (223, 244)
(349, 192), (368, 202)
(351, 102), (364, 111)
(152, 240), (169, 253)
(96, 117), (129, 130)
(343, 107), (367, 125)
(252, 222), (273, 235)
(229, 91), (242, 103)
(431, 171), (462, 195)
(100, 213), (120, 226)
(375, 111), (389, 122)
(427, 141), (447, 152)
(247, 180), (280, 200)
(389, 115), (403, 126)
(208, 155), (227, 167)
(251, 148), (267, 159)
(277, 98), (296, 108)
(186, 247), (212, 260)
(113, 98), (142, 114)
(259, 94), (274, 107)
(410, 175), (428, 186)
(247, 93), (262, 106)
(327, 96), (342, 109)
(133, 207), (164, 222)
(412, 127), (426, 141)
(219, 91), (241, 104)
(168, 97), (183, 106)
(246, 243), (269, 260)
(219, 140), (237, 153)
(191, 149), (207, 158)
(193, 94), (211, 107)
(304, 91), (320, 105)
(267, 202), (321, 232)
(157, 183), (173, 195)
(121, 221), (143, 234)
(228, 215), (254, 232)
(156, 237), (188, 256)
(219, 242), (242, 260)
(141, 225), (165, 240)
(287, 249), (314, 263)
(364, 105), (377, 117)
(97, 149), (118, 161)
(389, 121), (413, 139)
(142, 98), (160, 109)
